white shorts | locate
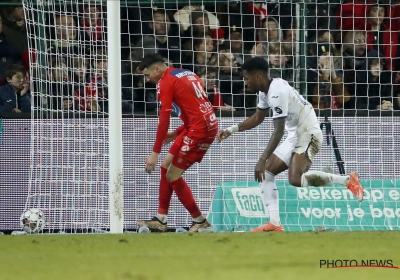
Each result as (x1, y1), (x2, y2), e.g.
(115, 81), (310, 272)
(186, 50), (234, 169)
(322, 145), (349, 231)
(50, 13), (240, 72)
(273, 130), (323, 166)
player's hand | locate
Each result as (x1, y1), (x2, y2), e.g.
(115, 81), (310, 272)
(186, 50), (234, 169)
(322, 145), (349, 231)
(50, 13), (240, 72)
(217, 129), (231, 143)
(163, 131), (178, 146)
(145, 152), (159, 174)
(254, 158), (267, 182)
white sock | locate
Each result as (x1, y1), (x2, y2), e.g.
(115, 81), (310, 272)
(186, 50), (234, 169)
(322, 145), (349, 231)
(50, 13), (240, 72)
(301, 170), (350, 187)
(193, 215), (205, 223)
(156, 214), (167, 223)
(260, 172), (280, 226)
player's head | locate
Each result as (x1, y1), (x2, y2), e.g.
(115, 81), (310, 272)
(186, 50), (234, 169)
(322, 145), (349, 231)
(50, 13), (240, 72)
(241, 57), (269, 92)
(139, 53), (168, 83)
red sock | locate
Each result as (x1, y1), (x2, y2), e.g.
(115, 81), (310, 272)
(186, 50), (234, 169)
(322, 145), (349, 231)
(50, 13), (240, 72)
(158, 167), (173, 214)
(170, 177), (201, 218)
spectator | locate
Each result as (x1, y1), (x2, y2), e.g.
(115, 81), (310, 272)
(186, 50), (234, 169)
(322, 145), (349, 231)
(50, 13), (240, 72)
(176, 7), (223, 49)
(46, 57), (75, 111)
(222, 2), (267, 50)
(120, 5), (142, 58)
(0, 64), (30, 114)
(249, 42), (268, 61)
(218, 50), (239, 76)
(134, 9), (180, 66)
(316, 29), (341, 55)
(218, 49), (244, 109)
(282, 24), (297, 68)
(72, 56), (100, 112)
(224, 25), (246, 65)
(198, 67), (234, 111)
(268, 41), (293, 84)
(393, 71), (400, 110)
(315, 29), (342, 70)
(179, 8), (224, 58)
(222, 25), (260, 65)
(259, 17), (283, 46)
(180, 9), (210, 52)
(181, 34), (218, 76)
(365, 2), (398, 71)
(90, 47), (109, 113)
(283, 24), (296, 46)
(342, 30), (368, 109)
(0, 1), (28, 56)
(342, 31), (368, 71)
(90, 47), (134, 114)
(125, 48), (157, 114)
(80, 3), (105, 43)
(309, 42), (351, 110)
(48, 14), (89, 67)
(0, 14), (22, 80)
(355, 50), (393, 111)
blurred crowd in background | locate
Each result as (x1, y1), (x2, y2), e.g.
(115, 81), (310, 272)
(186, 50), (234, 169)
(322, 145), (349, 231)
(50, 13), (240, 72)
(1, 0), (400, 116)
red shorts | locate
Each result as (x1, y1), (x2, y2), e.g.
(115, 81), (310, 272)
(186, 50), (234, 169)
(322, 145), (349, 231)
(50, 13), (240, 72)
(169, 132), (216, 170)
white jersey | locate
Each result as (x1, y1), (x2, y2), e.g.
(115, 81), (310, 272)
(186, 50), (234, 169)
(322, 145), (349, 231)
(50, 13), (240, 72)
(257, 78), (320, 135)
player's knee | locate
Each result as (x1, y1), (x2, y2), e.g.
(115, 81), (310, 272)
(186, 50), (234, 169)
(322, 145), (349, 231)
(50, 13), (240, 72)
(288, 176), (302, 187)
(166, 173), (179, 183)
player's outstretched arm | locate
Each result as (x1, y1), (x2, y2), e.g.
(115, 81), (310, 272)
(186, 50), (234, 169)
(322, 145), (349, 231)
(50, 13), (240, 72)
(218, 108), (268, 143)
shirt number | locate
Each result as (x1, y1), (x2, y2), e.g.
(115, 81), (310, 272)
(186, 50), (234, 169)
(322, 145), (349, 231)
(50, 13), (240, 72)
(192, 82), (207, 100)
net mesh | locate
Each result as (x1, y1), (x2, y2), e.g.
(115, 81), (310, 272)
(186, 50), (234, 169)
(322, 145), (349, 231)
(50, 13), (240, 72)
(5, 0), (397, 232)
(24, 0), (111, 232)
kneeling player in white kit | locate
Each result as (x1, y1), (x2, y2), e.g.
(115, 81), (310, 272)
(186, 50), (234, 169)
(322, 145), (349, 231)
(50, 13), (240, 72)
(218, 57), (364, 232)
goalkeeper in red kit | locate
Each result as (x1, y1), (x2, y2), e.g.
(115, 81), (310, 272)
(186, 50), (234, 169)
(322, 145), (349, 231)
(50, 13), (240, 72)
(137, 53), (218, 232)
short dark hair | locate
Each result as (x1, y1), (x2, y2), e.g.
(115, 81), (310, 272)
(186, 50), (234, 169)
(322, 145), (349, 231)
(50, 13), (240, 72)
(5, 64), (26, 79)
(139, 53), (165, 71)
(241, 57), (269, 73)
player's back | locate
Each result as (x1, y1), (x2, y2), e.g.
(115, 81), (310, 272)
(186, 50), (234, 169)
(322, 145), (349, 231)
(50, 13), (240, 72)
(160, 68), (218, 135)
(267, 78), (320, 133)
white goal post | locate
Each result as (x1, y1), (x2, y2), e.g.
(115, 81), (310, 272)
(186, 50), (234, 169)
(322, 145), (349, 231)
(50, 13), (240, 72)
(107, 0), (123, 234)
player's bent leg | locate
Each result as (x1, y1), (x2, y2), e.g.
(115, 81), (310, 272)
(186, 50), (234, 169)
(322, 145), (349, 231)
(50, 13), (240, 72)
(166, 165), (198, 216)
(288, 153), (312, 187)
(168, 136), (214, 232)
(264, 153), (290, 175)
(300, 170), (364, 202)
(290, 132), (364, 201)
(165, 162), (185, 183)
(168, 164), (211, 231)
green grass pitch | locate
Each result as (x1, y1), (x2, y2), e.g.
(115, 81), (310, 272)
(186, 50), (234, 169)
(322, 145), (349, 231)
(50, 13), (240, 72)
(1, 231), (399, 280)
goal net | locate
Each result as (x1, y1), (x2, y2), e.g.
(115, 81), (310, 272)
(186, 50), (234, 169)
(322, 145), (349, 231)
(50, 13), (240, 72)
(18, 0), (400, 233)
